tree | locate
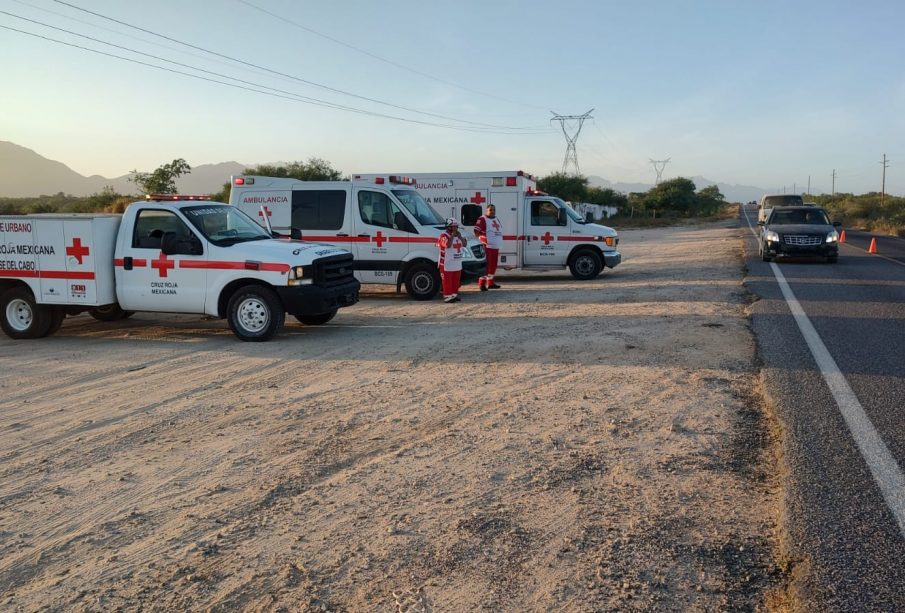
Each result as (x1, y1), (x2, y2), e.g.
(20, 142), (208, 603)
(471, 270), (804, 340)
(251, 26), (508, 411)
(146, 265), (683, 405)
(695, 185), (725, 216)
(129, 159), (191, 195)
(245, 158), (344, 181)
(210, 158), (345, 202)
(537, 172), (589, 203)
(585, 186), (628, 209)
(644, 177), (697, 216)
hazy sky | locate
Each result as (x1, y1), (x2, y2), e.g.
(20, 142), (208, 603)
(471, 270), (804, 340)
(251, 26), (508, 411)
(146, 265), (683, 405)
(3, 0), (904, 195)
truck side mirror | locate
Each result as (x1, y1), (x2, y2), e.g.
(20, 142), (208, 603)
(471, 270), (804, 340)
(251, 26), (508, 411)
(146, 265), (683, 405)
(832, 221), (842, 227)
(557, 208), (567, 225)
(290, 228), (302, 240)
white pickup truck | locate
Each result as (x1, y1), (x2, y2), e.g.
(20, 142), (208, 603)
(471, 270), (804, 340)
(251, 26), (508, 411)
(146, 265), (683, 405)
(0, 196), (360, 341)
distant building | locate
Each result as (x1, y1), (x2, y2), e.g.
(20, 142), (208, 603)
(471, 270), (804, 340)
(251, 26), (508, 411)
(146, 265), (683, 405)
(572, 202), (620, 221)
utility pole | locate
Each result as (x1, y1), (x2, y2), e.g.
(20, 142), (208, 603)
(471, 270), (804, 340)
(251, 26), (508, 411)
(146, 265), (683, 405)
(550, 109), (594, 176)
(880, 154), (889, 208)
(649, 158), (671, 184)
(831, 169), (836, 196)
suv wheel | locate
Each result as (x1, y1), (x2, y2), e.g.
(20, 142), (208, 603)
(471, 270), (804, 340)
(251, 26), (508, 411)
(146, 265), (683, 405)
(405, 263), (441, 300)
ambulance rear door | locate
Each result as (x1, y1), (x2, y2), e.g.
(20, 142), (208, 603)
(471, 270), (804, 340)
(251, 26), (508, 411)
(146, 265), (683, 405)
(487, 191), (520, 269)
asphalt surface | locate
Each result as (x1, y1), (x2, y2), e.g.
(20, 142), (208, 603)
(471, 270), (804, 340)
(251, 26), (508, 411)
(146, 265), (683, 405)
(740, 204), (905, 610)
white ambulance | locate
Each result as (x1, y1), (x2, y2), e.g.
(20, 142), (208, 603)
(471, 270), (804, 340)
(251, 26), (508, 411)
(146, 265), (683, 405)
(229, 176), (487, 300)
(0, 196), (359, 341)
(353, 171), (621, 280)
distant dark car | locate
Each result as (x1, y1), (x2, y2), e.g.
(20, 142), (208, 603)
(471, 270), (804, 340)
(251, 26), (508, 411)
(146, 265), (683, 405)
(758, 206), (841, 263)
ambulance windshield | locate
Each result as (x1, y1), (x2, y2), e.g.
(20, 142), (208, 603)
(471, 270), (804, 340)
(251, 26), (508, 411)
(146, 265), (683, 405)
(392, 189), (445, 226)
(183, 205), (272, 245)
(555, 198), (586, 224)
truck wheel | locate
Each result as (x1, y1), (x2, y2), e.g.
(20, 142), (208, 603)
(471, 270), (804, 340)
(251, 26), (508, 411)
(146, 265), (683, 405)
(1, 287), (52, 339)
(227, 286), (285, 342)
(89, 304), (135, 321)
(569, 250), (603, 280)
(43, 308), (65, 337)
(294, 310), (337, 325)
(405, 264), (441, 300)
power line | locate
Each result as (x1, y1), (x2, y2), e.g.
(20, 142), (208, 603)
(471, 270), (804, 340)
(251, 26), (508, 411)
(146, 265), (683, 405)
(0, 22), (547, 135)
(47, 0), (549, 132)
(235, 0), (550, 112)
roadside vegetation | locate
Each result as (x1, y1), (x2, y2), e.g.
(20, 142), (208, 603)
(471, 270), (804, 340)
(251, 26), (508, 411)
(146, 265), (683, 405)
(3, 161), (902, 236)
(805, 192), (905, 237)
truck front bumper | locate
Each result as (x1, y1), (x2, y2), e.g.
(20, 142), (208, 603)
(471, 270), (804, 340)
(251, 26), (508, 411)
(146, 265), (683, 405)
(603, 250), (622, 268)
(277, 279), (361, 316)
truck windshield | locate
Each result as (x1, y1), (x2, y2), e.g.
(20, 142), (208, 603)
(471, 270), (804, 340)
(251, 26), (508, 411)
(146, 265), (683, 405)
(392, 189), (445, 225)
(554, 198), (586, 224)
(182, 205), (272, 245)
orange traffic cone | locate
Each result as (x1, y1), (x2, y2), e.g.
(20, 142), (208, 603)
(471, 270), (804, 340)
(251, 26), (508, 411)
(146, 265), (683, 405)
(868, 237), (878, 254)
(839, 229), (846, 243)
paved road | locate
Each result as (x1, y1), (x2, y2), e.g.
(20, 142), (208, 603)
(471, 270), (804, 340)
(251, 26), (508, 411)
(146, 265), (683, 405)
(740, 204), (905, 610)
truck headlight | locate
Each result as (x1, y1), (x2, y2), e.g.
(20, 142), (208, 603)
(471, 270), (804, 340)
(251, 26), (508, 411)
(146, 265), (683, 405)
(288, 265), (313, 286)
(764, 230), (780, 242)
(826, 230), (839, 243)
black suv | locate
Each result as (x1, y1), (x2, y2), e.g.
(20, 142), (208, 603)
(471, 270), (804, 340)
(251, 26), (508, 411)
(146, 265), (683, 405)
(758, 205), (841, 263)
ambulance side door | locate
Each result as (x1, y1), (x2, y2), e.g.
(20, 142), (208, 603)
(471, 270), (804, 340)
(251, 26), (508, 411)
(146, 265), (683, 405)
(522, 198), (567, 266)
(116, 208), (207, 313)
(488, 192), (519, 269)
(351, 189), (411, 283)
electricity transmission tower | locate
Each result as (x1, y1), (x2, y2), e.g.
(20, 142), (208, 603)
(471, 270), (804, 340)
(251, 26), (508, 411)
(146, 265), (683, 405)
(551, 109), (594, 176)
(649, 158), (671, 184)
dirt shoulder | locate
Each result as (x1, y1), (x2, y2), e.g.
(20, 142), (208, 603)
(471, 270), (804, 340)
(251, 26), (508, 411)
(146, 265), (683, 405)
(0, 221), (784, 611)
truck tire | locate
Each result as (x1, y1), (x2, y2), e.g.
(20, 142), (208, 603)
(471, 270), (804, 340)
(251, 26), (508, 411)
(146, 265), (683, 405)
(405, 263), (441, 300)
(44, 308), (65, 337)
(89, 304), (135, 321)
(294, 310), (337, 325)
(227, 286), (285, 342)
(569, 249), (603, 280)
(1, 287), (53, 339)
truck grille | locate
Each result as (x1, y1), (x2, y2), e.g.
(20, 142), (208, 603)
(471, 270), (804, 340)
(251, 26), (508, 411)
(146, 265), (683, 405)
(783, 235), (822, 246)
(315, 254), (356, 287)
(471, 244), (486, 259)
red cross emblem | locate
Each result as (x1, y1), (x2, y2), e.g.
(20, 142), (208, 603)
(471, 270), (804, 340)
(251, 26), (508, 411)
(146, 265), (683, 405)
(374, 231), (386, 247)
(470, 192), (486, 205)
(258, 206), (271, 219)
(541, 231), (553, 245)
(151, 252), (175, 278)
(452, 238), (463, 253)
(65, 237), (90, 264)
(491, 219), (501, 231)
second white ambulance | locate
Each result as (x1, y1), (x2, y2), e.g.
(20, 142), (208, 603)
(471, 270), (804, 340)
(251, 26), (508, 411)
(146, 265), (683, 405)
(229, 176), (487, 300)
(353, 171), (621, 280)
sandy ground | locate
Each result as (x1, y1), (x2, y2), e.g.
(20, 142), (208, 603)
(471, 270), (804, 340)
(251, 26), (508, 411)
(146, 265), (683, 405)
(0, 221), (785, 612)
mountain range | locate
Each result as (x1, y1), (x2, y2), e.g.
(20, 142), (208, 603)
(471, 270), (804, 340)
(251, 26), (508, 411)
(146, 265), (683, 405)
(1, 141), (770, 203)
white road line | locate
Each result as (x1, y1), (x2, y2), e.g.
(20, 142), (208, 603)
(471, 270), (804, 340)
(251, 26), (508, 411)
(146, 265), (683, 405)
(740, 204), (905, 538)
(771, 264), (905, 538)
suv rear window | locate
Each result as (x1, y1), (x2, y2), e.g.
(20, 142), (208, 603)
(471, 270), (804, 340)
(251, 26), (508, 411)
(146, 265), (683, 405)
(763, 195), (804, 207)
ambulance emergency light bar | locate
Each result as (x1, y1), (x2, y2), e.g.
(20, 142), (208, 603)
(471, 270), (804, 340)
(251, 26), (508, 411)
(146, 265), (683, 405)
(145, 194), (212, 201)
(233, 177), (255, 185)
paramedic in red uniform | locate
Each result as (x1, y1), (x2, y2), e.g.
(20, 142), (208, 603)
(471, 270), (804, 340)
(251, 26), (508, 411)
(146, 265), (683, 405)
(438, 218), (467, 303)
(474, 203), (503, 290)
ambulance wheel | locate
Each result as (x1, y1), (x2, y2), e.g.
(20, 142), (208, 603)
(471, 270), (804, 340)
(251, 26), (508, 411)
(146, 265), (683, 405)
(405, 264), (441, 300)
(89, 304), (134, 321)
(227, 286), (285, 342)
(1, 287), (53, 340)
(294, 310), (337, 325)
(569, 249), (603, 280)
(43, 308), (66, 337)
